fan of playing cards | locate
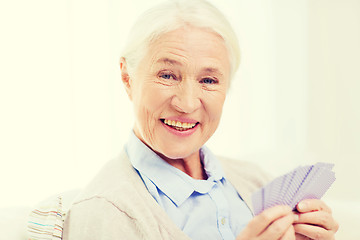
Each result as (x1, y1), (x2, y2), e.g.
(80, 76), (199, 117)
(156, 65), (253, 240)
(251, 162), (336, 215)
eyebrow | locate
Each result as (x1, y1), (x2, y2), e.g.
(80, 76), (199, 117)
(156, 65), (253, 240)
(156, 58), (183, 66)
(202, 67), (224, 77)
(155, 57), (224, 77)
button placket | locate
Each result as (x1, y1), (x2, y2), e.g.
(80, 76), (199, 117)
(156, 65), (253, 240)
(220, 217), (226, 226)
(208, 183), (234, 239)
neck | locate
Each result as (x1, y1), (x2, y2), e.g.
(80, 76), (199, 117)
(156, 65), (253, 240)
(158, 151), (208, 180)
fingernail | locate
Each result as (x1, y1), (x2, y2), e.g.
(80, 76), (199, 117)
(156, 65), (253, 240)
(298, 202), (307, 210)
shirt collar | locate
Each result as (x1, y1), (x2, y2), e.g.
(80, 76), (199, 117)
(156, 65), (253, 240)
(125, 131), (225, 206)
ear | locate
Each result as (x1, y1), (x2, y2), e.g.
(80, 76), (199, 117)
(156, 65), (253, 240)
(120, 57), (133, 100)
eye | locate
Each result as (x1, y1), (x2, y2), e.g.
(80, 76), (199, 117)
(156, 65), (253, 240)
(160, 74), (173, 80)
(201, 78), (218, 84)
(158, 72), (177, 81)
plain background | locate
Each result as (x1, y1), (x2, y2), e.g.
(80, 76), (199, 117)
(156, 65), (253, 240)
(0, 0), (359, 224)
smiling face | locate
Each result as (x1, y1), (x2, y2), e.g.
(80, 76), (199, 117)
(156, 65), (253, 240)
(121, 26), (231, 161)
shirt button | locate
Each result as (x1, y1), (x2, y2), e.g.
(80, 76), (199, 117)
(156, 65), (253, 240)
(220, 217), (226, 225)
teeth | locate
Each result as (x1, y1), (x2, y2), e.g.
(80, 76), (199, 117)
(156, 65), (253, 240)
(163, 119), (197, 129)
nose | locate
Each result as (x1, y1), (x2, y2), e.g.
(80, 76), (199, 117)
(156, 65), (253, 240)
(171, 80), (201, 113)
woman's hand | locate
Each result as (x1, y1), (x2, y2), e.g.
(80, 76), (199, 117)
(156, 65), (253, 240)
(237, 205), (298, 240)
(294, 199), (339, 240)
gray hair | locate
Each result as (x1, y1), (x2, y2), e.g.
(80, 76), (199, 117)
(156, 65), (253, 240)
(121, 0), (240, 81)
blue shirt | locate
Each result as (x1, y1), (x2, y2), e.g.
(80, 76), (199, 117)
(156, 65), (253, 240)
(125, 132), (253, 240)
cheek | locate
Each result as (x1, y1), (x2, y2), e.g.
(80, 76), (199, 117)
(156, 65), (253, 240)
(198, 93), (226, 141)
(133, 84), (172, 128)
(205, 93), (226, 121)
(142, 85), (171, 113)
(132, 93), (159, 145)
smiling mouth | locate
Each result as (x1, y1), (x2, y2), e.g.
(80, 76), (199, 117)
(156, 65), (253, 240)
(160, 119), (199, 131)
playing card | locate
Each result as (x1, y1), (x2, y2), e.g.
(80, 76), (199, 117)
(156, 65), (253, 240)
(252, 162), (335, 215)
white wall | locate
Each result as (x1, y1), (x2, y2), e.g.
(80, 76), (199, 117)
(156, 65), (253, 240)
(0, 0), (358, 215)
(307, 0), (360, 203)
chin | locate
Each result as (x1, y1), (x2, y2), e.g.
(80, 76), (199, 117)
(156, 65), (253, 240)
(157, 146), (199, 160)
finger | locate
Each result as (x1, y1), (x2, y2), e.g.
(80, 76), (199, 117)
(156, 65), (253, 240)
(294, 211), (339, 231)
(245, 205), (293, 236)
(294, 223), (334, 240)
(280, 225), (295, 240)
(295, 233), (311, 240)
(296, 199), (332, 213)
(260, 213), (296, 239)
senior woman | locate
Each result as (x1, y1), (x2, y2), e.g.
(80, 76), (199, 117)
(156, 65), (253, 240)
(63, 0), (338, 239)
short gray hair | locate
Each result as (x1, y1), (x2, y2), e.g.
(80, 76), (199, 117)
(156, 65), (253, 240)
(121, 0), (240, 81)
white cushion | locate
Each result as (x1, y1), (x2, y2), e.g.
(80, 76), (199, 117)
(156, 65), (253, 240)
(0, 206), (31, 240)
(27, 189), (80, 240)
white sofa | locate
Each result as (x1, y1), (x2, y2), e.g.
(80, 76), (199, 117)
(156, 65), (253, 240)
(0, 206), (31, 239)
(0, 189), (80, 240)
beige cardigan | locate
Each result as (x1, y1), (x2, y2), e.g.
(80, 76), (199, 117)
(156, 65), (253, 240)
(63, 150), (270, 240)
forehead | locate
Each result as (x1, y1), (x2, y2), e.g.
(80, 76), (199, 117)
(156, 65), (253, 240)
(145, 27), (231, 74)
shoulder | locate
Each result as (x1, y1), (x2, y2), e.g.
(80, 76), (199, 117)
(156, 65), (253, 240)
(219, 156), (272, 186)
(63, 150), (184, 240)
(63, 195), (146, 239)
(217, 156), (272, 208)
(67, 149), (153, 219)
(62, 150), (151, 239)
